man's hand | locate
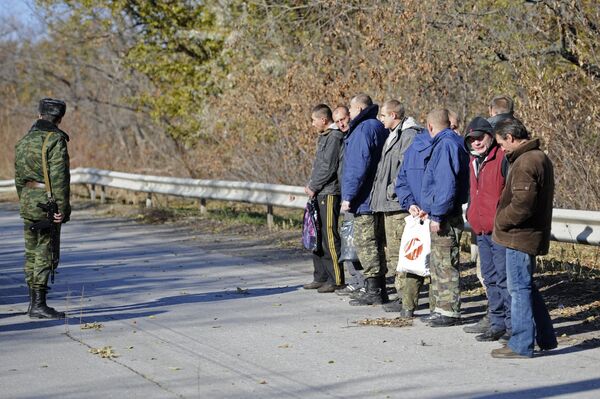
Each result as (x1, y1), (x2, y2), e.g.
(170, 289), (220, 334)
(341, 200), (351, 212)
(430, 220), (440, 233)
(409, 205), (421, 217)
(53, 212), (64, 224)
(304, 186), (315, 198)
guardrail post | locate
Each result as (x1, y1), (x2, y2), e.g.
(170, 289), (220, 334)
(267, 205), (274, 231)
(100, 186), (106, 204)
(199, 198), (207, 215)
(90, 184), (96, 201)
(146, 193), (152, 208)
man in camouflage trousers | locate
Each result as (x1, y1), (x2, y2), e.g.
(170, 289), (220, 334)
(418, 109), (469, 327)
(15, 98), (71, 319)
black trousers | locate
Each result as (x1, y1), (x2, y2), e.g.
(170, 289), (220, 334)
(312, 194), (344, 285)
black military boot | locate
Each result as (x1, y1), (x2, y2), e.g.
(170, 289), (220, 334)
(29, 289), (65, 319)
(349, 278), (385, 306)
(27, 286), (33, 315)
(378, 275), (389, 303)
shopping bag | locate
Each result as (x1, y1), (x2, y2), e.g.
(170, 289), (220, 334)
(339, 218), (359, 262)
(397, 215), (431, 276)
(302, 198), (321, 253)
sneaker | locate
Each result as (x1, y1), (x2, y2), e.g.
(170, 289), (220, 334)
(429, 315), (461, 327)
(349, 287), (367, 299)
(382, 299), (402, 313)
(491, 345), (531, 359)
(475, 329), (506, 342)
(420, 312), (441, 323)
(336, 284), (361, 296)
(303, 281), (325, 290)
(463, 315), (490, 334)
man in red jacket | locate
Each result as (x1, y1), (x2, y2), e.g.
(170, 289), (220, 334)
(463, 117), (510, 342)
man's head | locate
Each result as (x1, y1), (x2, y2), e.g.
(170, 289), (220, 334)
(426, 108), (451, 137)
(465, 116), (494, 156)
(38, 98), (66, 125)
(311, 104), (333, 133)
(379, 100), (405, 130)
(494, 118), (530, 154)
(333, 105), (350, 133)
(448, 110), (461, 135)
(488, 95), (514, 117)
(349, 93), (373, 120)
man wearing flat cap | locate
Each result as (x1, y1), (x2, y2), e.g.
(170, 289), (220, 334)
(462, 117), (511, 342)
(14, 98), (71, 319)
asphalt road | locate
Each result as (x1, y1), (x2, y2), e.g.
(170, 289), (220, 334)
(2, 204), (600, 399)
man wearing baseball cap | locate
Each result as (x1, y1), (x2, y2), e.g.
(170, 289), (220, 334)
(462, 116), (511, 342)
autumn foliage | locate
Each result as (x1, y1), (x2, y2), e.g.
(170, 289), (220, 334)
(1, 0), (598, 209)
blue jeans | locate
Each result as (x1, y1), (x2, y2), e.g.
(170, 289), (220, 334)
(477, 235), (510, 332)
(506, 249), (557, 357)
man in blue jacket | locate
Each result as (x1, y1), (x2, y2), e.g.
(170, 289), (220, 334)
(341, 93), (389, 306)
(418, 109), (469, 327)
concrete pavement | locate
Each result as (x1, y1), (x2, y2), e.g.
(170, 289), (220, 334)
(2, 204), (600, 398)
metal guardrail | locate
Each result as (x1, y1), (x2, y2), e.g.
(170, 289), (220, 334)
(2, 167), (600, 245)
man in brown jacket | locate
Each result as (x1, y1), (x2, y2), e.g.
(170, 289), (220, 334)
(490, 118), (557, 358)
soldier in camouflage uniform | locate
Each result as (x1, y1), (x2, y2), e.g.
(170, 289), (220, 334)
(15, 98), (71, 319)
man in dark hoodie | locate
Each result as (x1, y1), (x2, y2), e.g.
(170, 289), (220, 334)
(341, 93), (389, 306)
(303, 104), (345, 293)
(463, 117), (510, 342)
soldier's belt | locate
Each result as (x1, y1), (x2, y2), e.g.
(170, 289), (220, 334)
(25, 181), (46, 189)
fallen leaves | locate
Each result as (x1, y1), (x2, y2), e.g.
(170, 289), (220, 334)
(80, 322), (103, 331)
(89, 346), (118, 358)
(355, 317), (414, 328)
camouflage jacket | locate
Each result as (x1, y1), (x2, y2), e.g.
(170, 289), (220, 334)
(14, 119), (71, 222)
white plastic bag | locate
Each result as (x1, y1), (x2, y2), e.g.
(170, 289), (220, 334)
(397, 215), (431, 277)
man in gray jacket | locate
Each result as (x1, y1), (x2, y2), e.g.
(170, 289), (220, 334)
(303, 104), (345, 293)
(351, 100), (419, 307)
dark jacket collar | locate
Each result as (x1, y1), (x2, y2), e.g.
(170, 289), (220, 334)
(348, 104), (379, 134)
(507, 138), (540, 163)
(30, 119), (70, 141)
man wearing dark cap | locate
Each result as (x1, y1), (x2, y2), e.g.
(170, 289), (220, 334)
(14, 98), (71, 319)
(462, 117), (511, 342)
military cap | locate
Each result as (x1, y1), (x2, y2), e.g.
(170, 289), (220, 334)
(38, 98), (67, 118)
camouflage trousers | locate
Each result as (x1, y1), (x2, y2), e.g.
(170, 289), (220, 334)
(353, 213), (386, 278)
(382, 211), (409, 295)
(431, 214), (464, 318)
(402, 274), (435, 312)
(23, 219), (61, 290)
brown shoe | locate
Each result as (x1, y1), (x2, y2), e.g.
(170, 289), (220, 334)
(491, 345), (531, 359)
(303, 281), (325, 290)
(317, 284), (336, 293)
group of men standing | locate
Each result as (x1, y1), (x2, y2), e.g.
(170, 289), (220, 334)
(303, 93), (557, 359)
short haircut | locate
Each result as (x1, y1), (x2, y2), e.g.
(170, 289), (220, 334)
(494, 117), (530, 140)
(333, 105), (349, 116)
(312, 104), (333, 121)
(426, 108), (451, 130)
(352, 93), (373, 108)
(489, 95), (514, 115)
(40, 114), (62, 124)
(383, 100), (405, 120)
